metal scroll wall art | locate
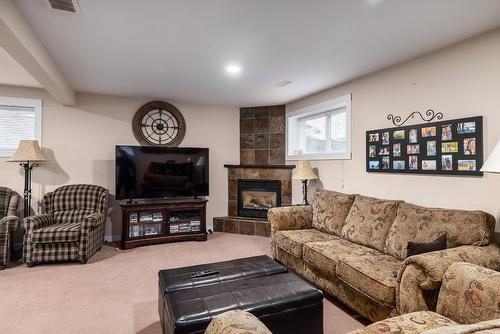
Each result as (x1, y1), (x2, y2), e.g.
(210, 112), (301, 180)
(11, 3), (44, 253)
(366, 111), (483, 176)
(387, 109), (443, 127)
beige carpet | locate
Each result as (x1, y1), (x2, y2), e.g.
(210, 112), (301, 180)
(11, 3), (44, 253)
(0, 232), (366, 334)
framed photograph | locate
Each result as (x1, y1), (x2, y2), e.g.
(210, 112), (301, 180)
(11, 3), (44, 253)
(422, 160), (437, 170)
(442, 155), (453, 171)
(379, 146), (390, 155)
(458, 160), (476, 171)
(382, 156), (390, 169)
(409, 156), (418, 170)
(441, 124), (452, 141)
(409, 129), (418, 143)
(393, 143), (401, 157)
(369, 145), (377, 158)
(366, 116), (483, 176)
(457, 122), (476, 134)
(369, 161), (380, 169)
(422, 126), (436, 137)
(407, 144), (420, 155)
(393, 160), (405, 170)
(427, 141), (437, 156)
(382, 131), (390, 145)
(442, 142), (458, 153)
(369, 133), (379, 142)
(393, 130), (405, 140)
(464, 138), (476, 155)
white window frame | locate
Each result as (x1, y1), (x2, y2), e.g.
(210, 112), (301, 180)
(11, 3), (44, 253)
(286, 93), (352, 161)
(0, 96), (43, 157)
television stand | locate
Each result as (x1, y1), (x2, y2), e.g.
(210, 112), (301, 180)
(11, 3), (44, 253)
(119, 198), (208, 250)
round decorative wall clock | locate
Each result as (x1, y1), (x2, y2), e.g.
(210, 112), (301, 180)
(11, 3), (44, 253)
(132, 101), (186, 146)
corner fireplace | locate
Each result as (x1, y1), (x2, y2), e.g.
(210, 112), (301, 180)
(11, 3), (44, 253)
(237, 179), (281, 219)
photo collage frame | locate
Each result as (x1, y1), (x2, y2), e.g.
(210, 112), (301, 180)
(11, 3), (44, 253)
(366, 116), (483, 176)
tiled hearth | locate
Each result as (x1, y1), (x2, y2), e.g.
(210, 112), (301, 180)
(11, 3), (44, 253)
(213, 104), (293, 237)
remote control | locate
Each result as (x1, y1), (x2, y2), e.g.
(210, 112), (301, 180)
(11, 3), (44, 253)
(189, 269), (220, 278)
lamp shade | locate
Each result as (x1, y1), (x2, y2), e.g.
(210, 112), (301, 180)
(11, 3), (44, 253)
(481, 140), (500, 174)
(7, 140), (48, 162)
(292, 160), (318, 180)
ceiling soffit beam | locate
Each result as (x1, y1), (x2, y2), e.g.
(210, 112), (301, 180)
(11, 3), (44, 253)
(0, 0), (75, 105)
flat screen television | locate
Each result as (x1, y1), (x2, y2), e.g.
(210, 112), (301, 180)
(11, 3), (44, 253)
(115, 146), (209, 200)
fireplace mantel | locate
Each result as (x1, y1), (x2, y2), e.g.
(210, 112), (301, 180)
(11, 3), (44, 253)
(224, 164), (295, 169)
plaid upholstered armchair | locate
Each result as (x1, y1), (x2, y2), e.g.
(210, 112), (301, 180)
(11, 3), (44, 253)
(0, 187), (20, 269)
(23, 184), (109, 267)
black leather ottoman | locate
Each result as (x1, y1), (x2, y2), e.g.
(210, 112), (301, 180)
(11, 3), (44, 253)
(158, 255), (323, 334)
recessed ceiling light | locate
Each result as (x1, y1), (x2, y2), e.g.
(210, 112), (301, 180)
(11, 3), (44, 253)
(225, 63), (242, 75)
(276, 80), (292, 87)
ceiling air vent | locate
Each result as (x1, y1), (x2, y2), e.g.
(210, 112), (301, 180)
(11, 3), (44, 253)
(275, 80), (292, 87)
(45, 0), (80, 14)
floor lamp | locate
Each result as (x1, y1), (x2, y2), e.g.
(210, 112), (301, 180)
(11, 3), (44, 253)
(481, 140), (500, 175)
(7, 140), (48, 217)
(292, 160), (318, 205)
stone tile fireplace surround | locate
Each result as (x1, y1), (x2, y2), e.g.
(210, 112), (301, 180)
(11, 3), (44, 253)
(213, 105), (293, 237)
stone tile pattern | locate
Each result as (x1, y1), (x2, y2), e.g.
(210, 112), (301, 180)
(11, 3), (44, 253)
(213, 217), (271, 237)
(240, 105), (285, 165)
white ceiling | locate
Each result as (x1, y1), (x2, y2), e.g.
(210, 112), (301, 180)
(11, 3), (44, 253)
(0, 46), (41, 88)
(13, 0), (500, 106)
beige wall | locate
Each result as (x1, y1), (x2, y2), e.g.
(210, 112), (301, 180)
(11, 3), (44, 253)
(287, 28), (500, 232)
(0, 86), (239, 240)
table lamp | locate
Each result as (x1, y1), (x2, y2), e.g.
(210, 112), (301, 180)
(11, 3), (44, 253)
(7, 140), (48, 217)
(481, 140), (500, 174)
(292, 160), (318, 205)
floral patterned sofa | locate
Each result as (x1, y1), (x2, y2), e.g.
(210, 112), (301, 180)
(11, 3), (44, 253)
(204, 263), (499, 334)
(348, 262), (500, 334)
(269, 189), (500, 322)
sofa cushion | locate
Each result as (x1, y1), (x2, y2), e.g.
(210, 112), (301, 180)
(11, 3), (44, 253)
(53, 209), (92, 225)
(272, 229), (338, 258)
(437, 262), (500, 324)
(336, 253), (402, 306)
(341, 195), (402, 252)
(31, 222), (81, 243)
(311, 189), (355, 236)
(384, 203), (495, 259)
(352, 311), (456, 334)
(303, 238), (380, 277)
(52, 184), (107, 213)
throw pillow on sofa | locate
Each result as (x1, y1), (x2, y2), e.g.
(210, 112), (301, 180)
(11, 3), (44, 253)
(407, 234), (447, 257)
(341, 195), (402, 252)
(311, 189), (356, 236)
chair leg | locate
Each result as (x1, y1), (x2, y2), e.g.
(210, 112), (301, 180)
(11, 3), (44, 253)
(0, 265), (6, 270)
(27, 262), (35, 268)
(79, 258), (88, 265)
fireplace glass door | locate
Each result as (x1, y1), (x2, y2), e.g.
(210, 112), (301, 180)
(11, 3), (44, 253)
(237, 179), (281, 218)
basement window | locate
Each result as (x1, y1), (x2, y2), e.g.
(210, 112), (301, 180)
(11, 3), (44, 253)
(287, 94), (351, 160)
(0, 97), (42, 157)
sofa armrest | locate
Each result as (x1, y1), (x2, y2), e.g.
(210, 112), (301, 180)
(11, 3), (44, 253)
(396, 244), (500, 314)
(436, 262), (500, 324)
(22, 214), (55, 232)
(0, 216), (20, 232)
(268, 205), (313, 233)
(81, 212), (105, 229)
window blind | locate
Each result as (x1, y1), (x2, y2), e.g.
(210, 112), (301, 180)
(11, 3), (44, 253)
(0, 104), (36, 157)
